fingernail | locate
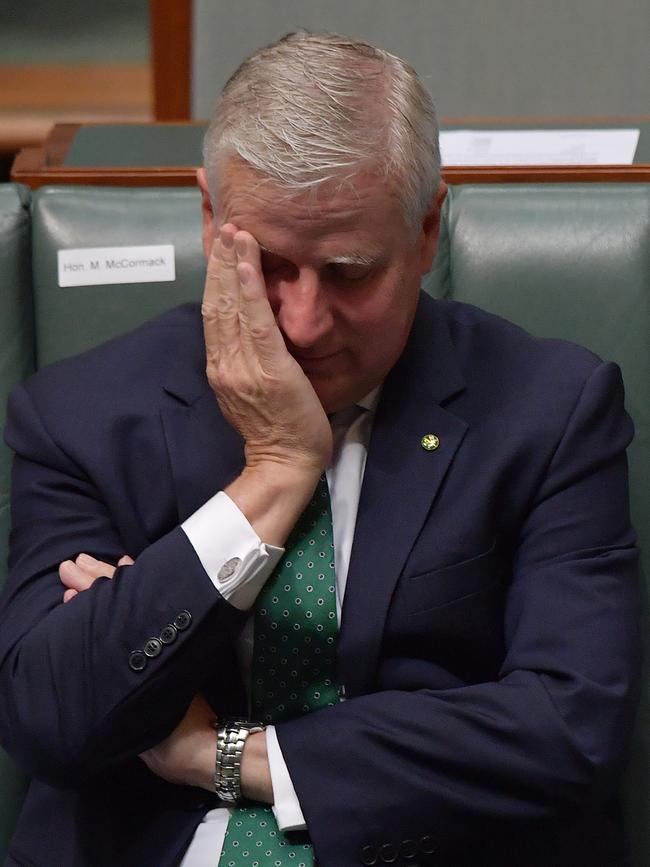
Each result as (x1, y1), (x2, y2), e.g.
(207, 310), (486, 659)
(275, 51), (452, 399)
(220, 231), (234, 249)
(237, 264), (250, 285)
(60, 560), (75, 576)
(235, 237), (246, 257)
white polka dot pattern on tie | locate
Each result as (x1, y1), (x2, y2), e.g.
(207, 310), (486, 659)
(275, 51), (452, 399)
(251, 476), (339, 725)
(220, 806), (314, 867)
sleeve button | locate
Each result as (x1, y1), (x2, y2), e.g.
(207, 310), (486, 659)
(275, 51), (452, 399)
(174, 610), (192, 631)
(143, 637), (163, 658)
(379, 842), (397, 863)
(128, 650), (147, 672)
(399, 839), (418, 859)
(360, 844), (378, 865)
(419, 835), (437, 854)
(160, 624), (178, 645)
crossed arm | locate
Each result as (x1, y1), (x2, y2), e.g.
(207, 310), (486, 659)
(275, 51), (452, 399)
(58, 549), (273, 801)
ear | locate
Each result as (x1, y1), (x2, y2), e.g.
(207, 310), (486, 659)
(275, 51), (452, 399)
(196, 168), (217, 260)
(418, 181), (448, 275)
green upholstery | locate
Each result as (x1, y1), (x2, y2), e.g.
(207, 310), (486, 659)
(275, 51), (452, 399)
(32, 186), (204, 367)
(0, 184), (33, 861)
(441, 184), (650, 866)
(0, 185), (34, 581)
(1, 183), (648, 864)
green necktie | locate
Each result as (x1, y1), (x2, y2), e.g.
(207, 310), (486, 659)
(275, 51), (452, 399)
(219, 475), (339, 867)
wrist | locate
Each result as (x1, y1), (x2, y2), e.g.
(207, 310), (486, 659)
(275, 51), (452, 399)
(244, 454), (324, 490)
(241, 729), (273, 804)
(193, 739), (219, 792)
(226, 462), (322, 547)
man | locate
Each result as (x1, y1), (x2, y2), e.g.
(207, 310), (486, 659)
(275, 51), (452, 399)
(0, 31), (640, 867)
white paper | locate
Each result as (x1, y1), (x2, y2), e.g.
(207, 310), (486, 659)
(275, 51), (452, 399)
(58, 244), (175, 287)
(440, 129), (640, 166)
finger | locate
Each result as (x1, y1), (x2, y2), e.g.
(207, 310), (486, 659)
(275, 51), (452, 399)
(75, 552), (117, 579)
(237, 262), (288, 364)
(234, 232), (287, 365)
(63, 588), (78, 603)
(118, 555), (135, 566)
(202, 224), (241, 352)
(59, 559), (98, 592)
(234, 229), (263, 276)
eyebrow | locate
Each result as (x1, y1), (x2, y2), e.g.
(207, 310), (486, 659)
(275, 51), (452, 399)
(326, 253), (378, 267)
(259, 243), (381, 268)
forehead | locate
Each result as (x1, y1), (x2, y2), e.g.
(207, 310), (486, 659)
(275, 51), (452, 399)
(216, 160), (407, 253)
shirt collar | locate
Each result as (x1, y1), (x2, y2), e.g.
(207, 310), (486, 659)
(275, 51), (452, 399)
(357, 385), (381, 414)
(329, 385), (382, 428)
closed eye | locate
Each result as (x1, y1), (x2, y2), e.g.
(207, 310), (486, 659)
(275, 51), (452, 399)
(259, 249), (378, 284)
(324, 262), (374, 283)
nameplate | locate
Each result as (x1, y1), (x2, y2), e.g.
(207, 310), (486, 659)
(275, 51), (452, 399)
(57, 245), (176, 287)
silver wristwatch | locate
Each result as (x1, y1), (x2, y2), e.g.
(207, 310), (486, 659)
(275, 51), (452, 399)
(214, 718), (266, 803)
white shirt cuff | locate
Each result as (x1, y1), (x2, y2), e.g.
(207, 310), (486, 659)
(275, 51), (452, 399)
(266, 726), (307, 832)
(181, 491), (284, 610)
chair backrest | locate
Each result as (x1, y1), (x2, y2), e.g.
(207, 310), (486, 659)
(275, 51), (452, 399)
(0, 183), (33, 860)
(31, 186), (204, 367)
(0, 185), (34, 579)
(440, 183), (650, 867)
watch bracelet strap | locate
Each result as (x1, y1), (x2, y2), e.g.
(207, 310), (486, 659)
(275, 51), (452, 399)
(214, 719), (265, 804)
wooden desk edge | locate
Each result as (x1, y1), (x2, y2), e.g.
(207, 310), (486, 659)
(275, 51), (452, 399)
(443, 165), (650, 183)
(11, 159), (201, 188)
(12, 158), (650, 189)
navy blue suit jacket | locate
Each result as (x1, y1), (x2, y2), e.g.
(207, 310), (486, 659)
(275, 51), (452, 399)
(0, 294), (640, 867)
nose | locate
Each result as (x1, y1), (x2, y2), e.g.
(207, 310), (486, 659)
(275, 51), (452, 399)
(273, 268), (334, 349)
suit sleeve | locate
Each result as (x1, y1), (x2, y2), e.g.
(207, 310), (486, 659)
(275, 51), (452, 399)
(0, 382), (247, 786)
(275, 361), (641, 866)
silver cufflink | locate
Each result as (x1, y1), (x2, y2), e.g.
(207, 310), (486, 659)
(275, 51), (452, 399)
(218, 557), (242, 581)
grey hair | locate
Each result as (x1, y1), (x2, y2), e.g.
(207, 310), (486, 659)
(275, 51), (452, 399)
(202, 30), (440, 230)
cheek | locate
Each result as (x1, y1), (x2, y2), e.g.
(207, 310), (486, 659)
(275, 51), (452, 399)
(336, 277), (419, 345)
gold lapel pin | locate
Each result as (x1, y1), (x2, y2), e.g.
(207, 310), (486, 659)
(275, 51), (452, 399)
(421, 433), (440, 451)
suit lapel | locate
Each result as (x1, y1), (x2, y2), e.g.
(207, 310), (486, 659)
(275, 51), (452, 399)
(338, 296), (468, 697)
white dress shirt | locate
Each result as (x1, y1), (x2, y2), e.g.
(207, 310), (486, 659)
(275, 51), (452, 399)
(179, 392), (378, 866)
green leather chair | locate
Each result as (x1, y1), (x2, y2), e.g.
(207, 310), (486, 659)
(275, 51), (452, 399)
(31, 186), (205, 368)
(2, 183), (648, 864)
(437, 184), (650, 866)
(0, 184), (33, 861)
